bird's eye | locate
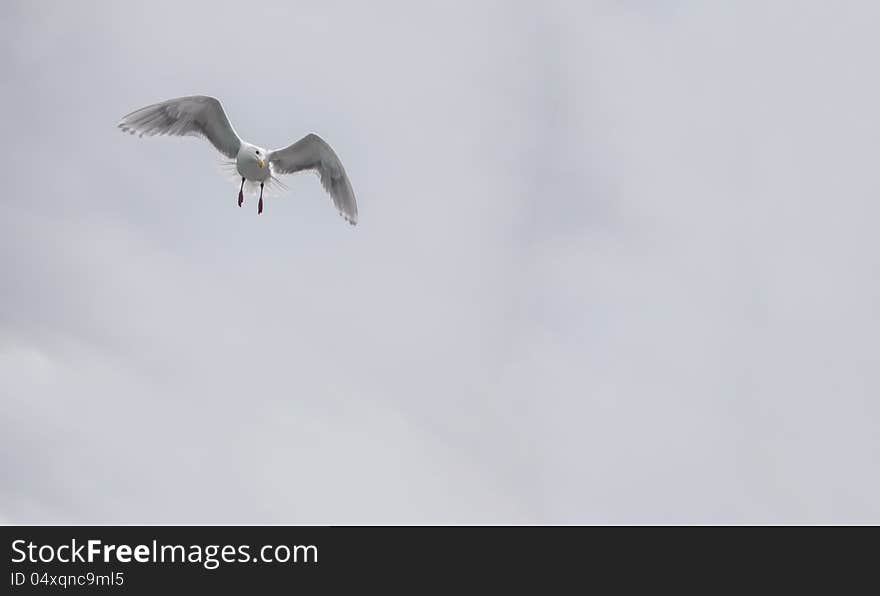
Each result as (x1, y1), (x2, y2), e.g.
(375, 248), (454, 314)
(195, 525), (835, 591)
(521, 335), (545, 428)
(256, 150), (260, 155)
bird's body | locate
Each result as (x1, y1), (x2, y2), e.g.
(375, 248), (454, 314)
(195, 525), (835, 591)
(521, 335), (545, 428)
(118, 95), (358, 224)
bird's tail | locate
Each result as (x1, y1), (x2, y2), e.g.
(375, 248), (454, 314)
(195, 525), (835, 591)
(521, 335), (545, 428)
(264, 172), (289, 197)
(217, 159), (288, 198)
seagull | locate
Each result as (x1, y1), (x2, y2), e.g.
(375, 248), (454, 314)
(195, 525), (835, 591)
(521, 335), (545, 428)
(118, 95), (357, 224)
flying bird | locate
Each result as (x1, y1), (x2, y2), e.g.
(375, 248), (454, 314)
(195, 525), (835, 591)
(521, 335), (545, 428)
(118, 95), (357, 224)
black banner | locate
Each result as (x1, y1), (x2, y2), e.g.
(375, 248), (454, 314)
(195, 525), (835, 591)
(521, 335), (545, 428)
(0, 525), (868, 592)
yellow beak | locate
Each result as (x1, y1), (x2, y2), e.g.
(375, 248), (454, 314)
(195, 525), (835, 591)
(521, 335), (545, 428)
(258, 159), (265, 169)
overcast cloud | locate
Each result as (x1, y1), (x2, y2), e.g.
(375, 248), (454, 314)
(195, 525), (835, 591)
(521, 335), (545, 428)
(1, 0), (879, 523)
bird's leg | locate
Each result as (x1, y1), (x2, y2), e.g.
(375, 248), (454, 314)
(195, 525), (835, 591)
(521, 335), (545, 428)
(258, 182), (264, 215)
(238, 177), (245, 207)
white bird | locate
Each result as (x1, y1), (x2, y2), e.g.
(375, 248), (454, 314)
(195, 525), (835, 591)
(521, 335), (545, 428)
(118, 95), (357, 224)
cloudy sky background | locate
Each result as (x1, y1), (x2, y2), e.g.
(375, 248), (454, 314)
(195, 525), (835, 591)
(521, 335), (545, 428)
(1, 0), (879, 523)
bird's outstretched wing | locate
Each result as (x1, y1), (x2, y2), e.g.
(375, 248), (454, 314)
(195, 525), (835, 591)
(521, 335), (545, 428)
(118, 95), (242, 159)
(269, 134), (358, 225)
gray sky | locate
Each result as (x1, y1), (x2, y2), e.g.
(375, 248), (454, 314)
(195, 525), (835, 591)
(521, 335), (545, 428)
(2, 0), (879, 523)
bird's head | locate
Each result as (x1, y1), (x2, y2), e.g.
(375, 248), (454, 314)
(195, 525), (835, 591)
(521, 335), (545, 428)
(253, 146), (266, 169)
